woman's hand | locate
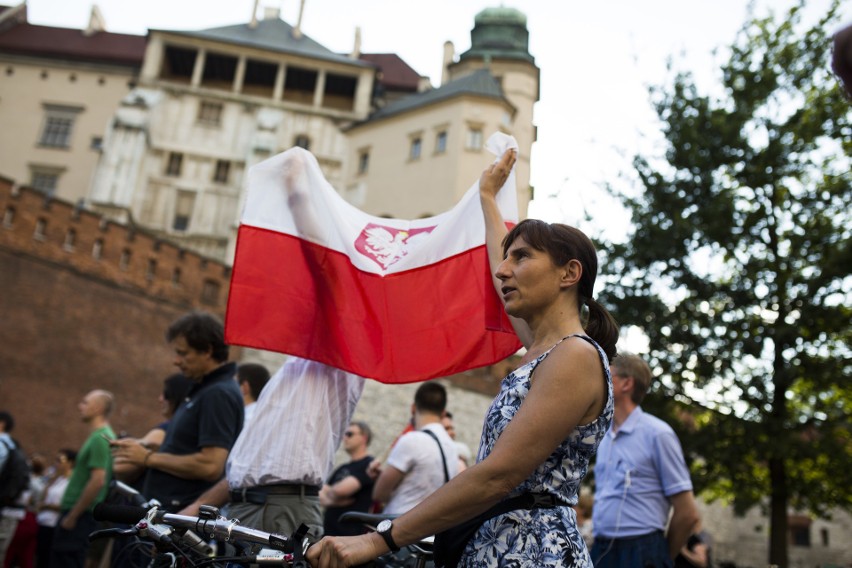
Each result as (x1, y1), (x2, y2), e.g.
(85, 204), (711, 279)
(306, 534), (385, 567)
(479, 148), (516, 200)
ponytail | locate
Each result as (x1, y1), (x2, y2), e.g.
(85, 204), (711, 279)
(583, 298), (619, 362)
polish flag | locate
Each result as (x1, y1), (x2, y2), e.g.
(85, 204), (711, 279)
(225, 133), (522, 384)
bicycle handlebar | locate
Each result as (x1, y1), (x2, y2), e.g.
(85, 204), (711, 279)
(93, 503), (297, 553)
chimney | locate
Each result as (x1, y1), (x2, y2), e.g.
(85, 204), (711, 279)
(83, 4), (106, 36)
(292, 0), (306, 39)
(263, 6), (281, 20)
(248, 0), (260, 29)
(441, 41), (455, 86)
(349, 26), (362, 59)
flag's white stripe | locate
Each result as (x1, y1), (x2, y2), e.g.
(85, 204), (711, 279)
(240, 133), (519, 276)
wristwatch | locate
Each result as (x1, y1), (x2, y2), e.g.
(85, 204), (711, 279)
(376, 519), (400, 552)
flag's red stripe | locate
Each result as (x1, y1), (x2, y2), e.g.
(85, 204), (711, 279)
(225, 226), (521, 384)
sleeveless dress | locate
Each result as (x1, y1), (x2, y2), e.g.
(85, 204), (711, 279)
(458, 334), (614, 568)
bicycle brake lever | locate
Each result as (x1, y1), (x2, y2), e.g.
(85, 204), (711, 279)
(88, 527), (138, 542)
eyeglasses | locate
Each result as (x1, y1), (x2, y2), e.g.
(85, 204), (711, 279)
(344, 431), (357, 438)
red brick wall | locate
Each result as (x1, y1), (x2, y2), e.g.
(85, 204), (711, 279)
(0, 177), (236, 457)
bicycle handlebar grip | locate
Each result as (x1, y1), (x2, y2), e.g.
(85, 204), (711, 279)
(92, 503), (149, 525)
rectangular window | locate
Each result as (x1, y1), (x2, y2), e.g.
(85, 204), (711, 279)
(146, 259), (157, 281)
(435, 130), (448, 154)
(63, 228), (76, 251)
(92, 238), (103, 260)
(33, 218), (47, 241)
(173, 190), (195, 231)
(213, 160), (230, 183)
(39, 105), (82, 148)
(197, 101), (223, 126)
(409, 137), (422, 160)
(30, 171), (59, 195)
(358, 150), (369, 174)
(3, 206), (14, 228)
(201, 279), (221, 306)
(466, 127), (483, 150)
(165, 152), (183, 177)
(119, 249), (131, 271)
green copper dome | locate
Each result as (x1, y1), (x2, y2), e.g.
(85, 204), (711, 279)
(459, 6), (534, 64)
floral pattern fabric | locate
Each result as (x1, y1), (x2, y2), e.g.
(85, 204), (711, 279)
(458, 335), (613, 568)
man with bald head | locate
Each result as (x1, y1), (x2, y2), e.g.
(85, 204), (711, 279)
(50, 389), (116, 568)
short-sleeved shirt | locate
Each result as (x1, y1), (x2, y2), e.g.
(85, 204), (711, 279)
(383, 423), (458, 515)
(144, 362), (243, 511)
(592, 406), (693, 537)
(61, 426), (116, 511)
(322, 455), (374, 536)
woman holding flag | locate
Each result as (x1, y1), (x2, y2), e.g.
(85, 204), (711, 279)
(307, 148), (619, 567)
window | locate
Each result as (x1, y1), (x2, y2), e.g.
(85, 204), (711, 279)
(466, 127), (483, 150)
(92, 238), (103, 260)
(119, 249), (131, 271)
(358, 150), (369, 174)
(30, 168), (61, 196)
(213, 160), (230, 183)
(172, 267), (182, 286)
(821, 528), (829, 547)
(197, 101), (223, 126)
(173, 190), (195, 231)
(165, 152), (183, 177)
(3, 206), (14, 228)
(409, 137), (422, 160)
(39, 105), (82, 148)
(294, 135), (310, 150)
(90, 136), (103, 151)
(201, 279), (221, 306)
(435, 130), (448, 154)
(63, 228), (76, 251)
(789, 516), (811, 547)
(146, 259), (157, 282)
(33, 218), (47, 241)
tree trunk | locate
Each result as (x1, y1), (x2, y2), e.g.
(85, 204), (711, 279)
(768, 451), (789, 566)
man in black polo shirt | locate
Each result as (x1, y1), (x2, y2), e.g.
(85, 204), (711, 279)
(111, 312), (244, 511)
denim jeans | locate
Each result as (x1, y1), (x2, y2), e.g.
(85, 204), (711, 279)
(590, 530), (672, 568)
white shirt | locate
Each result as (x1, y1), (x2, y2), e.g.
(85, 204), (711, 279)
(226, 357), (365, 489)
(243, 402), (257, 425)
(37, 476), (70, 527)
(384, 423), (459, 515)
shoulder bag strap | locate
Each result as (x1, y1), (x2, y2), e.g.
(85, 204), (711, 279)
(421, 429), (450, 483)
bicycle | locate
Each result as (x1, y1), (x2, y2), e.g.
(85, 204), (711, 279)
(338, 512), (434, 568)
(91, 502), (312, 567)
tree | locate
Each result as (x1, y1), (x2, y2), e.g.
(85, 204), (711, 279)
(598, 2), (852, 566)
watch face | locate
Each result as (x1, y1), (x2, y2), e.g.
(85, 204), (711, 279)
(377, 519), (392, 532)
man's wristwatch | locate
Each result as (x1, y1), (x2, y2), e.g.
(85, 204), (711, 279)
(376, 519), (399, 552)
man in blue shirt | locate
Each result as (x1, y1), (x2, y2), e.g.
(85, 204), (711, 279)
(111, 312), (244, 511)
(591, 353), (700, 567)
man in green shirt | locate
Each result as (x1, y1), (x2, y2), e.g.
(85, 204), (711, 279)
(50, 389), (115, 568)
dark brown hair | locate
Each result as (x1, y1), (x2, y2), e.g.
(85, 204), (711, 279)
(502, 219), (619, 361)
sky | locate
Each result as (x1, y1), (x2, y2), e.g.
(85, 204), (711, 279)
(25, 0), (850, 239)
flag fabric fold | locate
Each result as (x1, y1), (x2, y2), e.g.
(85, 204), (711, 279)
(225, 132), (522, 383)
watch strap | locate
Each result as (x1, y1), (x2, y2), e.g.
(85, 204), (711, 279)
(378, 522), (400, 552)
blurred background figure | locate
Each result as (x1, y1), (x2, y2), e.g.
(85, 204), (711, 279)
(236, 363), (271, 424)
(321, 421), (375, 536)
(441, 411), (471, 472)
(833, 22), (852, 98)
(2, 453), (46, 568)
(35, 450), (76, 568)
(573, 491), (594, 549)
(113, 373), (193, 486)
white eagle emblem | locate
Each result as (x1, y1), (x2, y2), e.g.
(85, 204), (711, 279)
(355, 223), (435, 270)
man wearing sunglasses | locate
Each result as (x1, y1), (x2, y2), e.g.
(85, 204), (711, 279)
(320, 421), (375, 536)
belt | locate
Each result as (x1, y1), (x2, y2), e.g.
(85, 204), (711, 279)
(229, 484), (320, 505)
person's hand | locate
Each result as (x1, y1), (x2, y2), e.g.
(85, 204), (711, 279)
(110, 438), (150, 467)
(479, 148), (516, 200)
(367, 459), (382, 479)
(60, 513), (78, 531)
(306, 534), (385, 567)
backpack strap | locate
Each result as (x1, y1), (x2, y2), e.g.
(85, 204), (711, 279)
(421, 429), (450, 483)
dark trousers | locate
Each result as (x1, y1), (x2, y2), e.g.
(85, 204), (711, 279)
(48, 511), (98, 568)
(35, 525), (54, 568)
(591, 530), (672, 568)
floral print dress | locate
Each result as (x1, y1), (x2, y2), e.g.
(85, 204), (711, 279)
(458, 334), (613, 568)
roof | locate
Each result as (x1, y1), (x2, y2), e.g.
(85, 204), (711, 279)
(158, 18), (372, 69)
(359, 68), (510, 125)
(358, 53), (421, 92)
(0, 22), (146, 67)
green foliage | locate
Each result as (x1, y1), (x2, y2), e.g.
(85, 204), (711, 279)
(599, 0), (852, 548)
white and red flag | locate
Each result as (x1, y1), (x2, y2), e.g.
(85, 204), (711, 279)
(225, 132), (521, 383)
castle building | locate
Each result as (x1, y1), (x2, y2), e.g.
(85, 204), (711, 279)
(1, 2), (539, 262)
